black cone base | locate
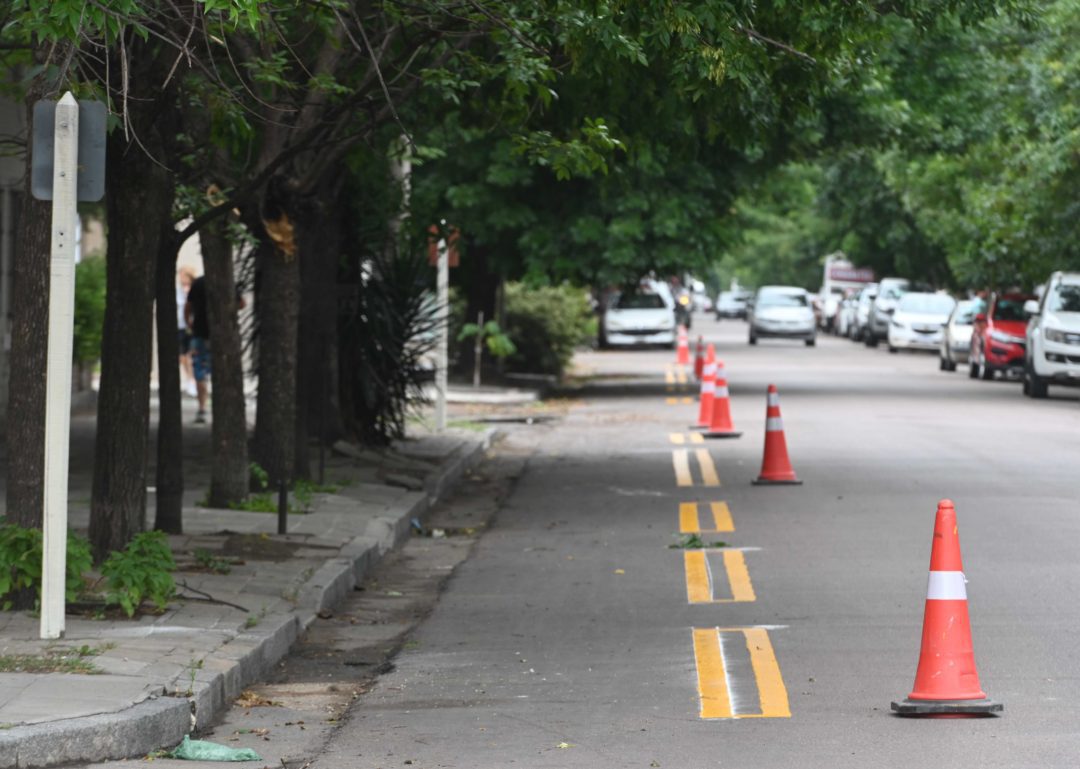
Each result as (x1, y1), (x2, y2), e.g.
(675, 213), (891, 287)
(752, 477), (802, 485)
(891, 698), (1002, 716)
(702, 431), (742, 439)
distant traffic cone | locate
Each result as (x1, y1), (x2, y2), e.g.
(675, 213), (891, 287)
(693, 336), (705, 381)
(752, 385), (800, 483)
(701, 359), (742, 439)
(676, 325), (690, 365)
(692, 345), (717, 429)
(891, 500), (1002, 716)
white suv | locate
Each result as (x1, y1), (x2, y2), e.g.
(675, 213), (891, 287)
(1023, 272), (1080, 398)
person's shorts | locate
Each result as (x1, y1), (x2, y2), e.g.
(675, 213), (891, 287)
(178, 329), (191, 355)
(191, 337), (211, 381)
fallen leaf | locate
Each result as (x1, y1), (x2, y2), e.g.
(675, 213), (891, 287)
(557, 742), (572, 749)
(235, 691), (281, 708)
(614, 569), (625, 575)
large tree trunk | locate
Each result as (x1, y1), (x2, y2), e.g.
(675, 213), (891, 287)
(200, 220), (249, 506)
(153, 224), (183, 534)
(89, 128), (171, 559)
(296, 189), (345, 479)
(251, 230), (299, 489)
(4, 51), (72, 529)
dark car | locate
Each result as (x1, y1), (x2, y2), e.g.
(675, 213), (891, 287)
(969, 293), (1037, 380)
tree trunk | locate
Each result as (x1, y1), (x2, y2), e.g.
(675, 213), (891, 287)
(251, 236), (299, 489)
(89, 129), (171, 559)
(4, 54), (70, 529)
(153, 223), (183, 534)
(296, 191), (345, 479)
(200, 220), (249, 506)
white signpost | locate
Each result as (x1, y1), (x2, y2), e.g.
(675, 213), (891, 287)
(434, 228), (449, 433)
(40, 93), (80, 639)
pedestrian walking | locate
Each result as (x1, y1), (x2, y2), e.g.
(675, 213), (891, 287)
(185, 275), (211, 423)
(177, 266), (198, 397)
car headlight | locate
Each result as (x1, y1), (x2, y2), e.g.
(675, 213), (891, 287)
(890, 320), (907, 329)
(989, 330), (1025, 345)
(1045, 327), (1069, 344)
(606, 320), (623, 331)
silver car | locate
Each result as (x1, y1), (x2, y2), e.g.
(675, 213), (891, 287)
(748, 286), (816, 346)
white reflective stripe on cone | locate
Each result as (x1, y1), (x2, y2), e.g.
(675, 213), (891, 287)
(715, 386), (729, 397)
(716, 367), (726, 378)
(926, 571), (967, 600)
(767, 392), (780, 407)
(765, 417), (783, 431)
(703, 364), (717, 377)
(702, 382), (716, 394)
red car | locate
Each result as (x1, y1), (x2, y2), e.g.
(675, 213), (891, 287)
(969, 292), (1036, 380)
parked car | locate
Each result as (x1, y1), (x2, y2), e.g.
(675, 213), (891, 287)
(600, 281), (676, 349)
(866, 277), (910, 347)
(887, 293), (956, 353)
(817, 287), (846, 332)
(852, 283), (879, 341)
(1023, 272), (1080, 397)
(748, 286), (816, 346)
(969, 292), (1036, 380)
(715, 290), (751, 319)
(939, 299), (979, 371)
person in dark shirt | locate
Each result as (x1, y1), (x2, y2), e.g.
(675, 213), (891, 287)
(184, 275), (211, 423)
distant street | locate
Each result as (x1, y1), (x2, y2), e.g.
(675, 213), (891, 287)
(317, 314), (1080, 768)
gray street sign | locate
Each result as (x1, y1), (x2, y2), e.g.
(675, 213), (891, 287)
(31, 99), (107, 202)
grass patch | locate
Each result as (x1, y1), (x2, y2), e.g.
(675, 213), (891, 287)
(668, 534), (728, 550)
(448, 419), (488, 432)
(0, 649), (103, 674)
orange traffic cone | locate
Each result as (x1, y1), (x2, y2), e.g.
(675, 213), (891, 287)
(701, 359), (742, 439)
(676, 325), (690, 365)
(693, 336), (705, 381)
(692, 345), (717, 429)
(891, 500), (1002, 716)
(752, 385), (800, 484)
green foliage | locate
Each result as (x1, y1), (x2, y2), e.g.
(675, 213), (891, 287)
(249, 462), (269, 492)
(458, 320), (517, 360)
(73, 256), (107, 364)
(192, 549), (231, 575)
(0, 523), (92, 610)
(502, 283), (595, 377)
(101, 531), (176, 617)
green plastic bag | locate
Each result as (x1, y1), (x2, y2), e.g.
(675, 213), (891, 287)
(169, 735), (262, 761)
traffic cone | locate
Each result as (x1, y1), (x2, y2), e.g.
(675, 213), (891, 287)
(676, 325), (690, 365)
(701, 359), (742, 439)
(693, 336), (705, 381)
(891, 500), (1002, 716)
(692, 345), (717, 429)
(752, 385), (800, 483)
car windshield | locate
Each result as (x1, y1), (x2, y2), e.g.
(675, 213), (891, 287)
(615, 293), (666, 310)
(757, 292), (807, 308)
(992, 298), (1029, 322)
(1048, 284), (1080, 313)
(898, 294), (955, 314)
(953, 301), (977, 324)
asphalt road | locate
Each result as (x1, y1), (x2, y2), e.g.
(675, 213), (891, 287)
(316, 315), (1080, 769)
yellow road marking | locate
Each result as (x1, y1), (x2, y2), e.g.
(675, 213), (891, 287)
(741, 628), (791, 718)
(676, 369), (688, 385)
(684, 550), (755, 603)
(679, 501), (734, 533)
(664, 396), (693, 405)
(670, 433), (685, 445)
(695, 448), (720, 486)
(692, 628), (791, 719)
(672, 450), (693, 487)
(689, 432), (704, 444)
(665, 397), (678, 405)
(665, 368), (676, 385)
(693, 628), (733, 719)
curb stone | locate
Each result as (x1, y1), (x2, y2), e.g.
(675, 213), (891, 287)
(1, 428), (496, 769)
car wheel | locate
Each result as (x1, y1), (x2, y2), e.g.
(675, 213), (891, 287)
(865, 334), (878, 348)
(1026, 362), (1049, 398)
(805, 337), (816, 347)
(748, 333), (757, 346)
(888, 344), (898, 354)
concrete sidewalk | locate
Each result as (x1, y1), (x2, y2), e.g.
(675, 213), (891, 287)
(0, 417), (495, 768)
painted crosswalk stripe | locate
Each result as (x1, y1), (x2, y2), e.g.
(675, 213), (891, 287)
(692, 627), (791, 719)
(684, 550), (755, 603)
(679, 501), (734, 533)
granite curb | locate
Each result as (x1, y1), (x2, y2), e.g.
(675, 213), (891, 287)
(0, 428), (496, 769)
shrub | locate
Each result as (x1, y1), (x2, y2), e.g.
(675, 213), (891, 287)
(502, 282), (596, 377)
(0, 523), (93, 610)
(101, 531), (176, 617)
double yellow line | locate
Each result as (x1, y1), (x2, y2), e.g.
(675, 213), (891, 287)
(670, 435), (720, 488)
(692, 627), (791, 719)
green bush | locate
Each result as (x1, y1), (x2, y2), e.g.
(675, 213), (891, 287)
(502, 282), (596, 377)
(73, 256), (107, 365)
(101, 531), (176, 617)
(0, 523), (93, 609)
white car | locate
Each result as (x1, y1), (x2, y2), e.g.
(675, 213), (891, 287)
(1023, 272), (1080, 397)
(887, 293), (956, 353)
(939, 299), (978, 371)
(748, 286), (816, 346)
(600, 282), (676, 349)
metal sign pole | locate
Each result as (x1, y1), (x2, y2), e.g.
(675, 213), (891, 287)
(434, 234), (449, 433)
(40, 93), (80, 640)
